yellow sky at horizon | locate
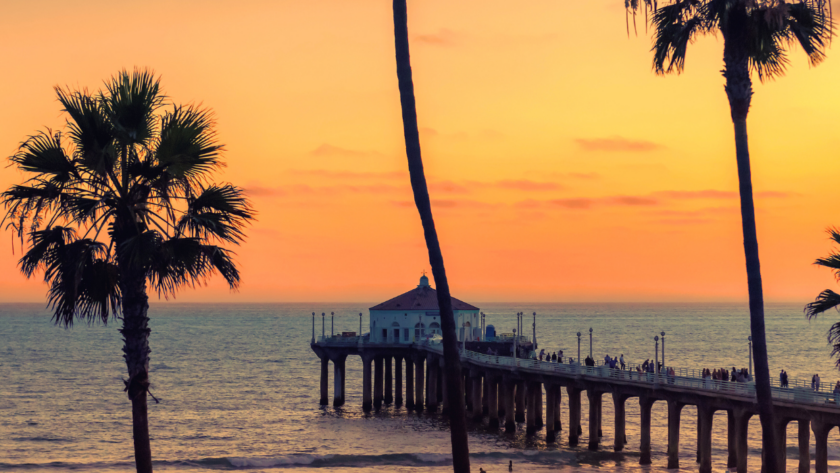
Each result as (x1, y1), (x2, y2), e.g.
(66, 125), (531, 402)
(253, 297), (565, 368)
(1, 1), (840, 304)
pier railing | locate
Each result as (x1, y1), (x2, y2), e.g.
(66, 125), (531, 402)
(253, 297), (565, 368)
(415, 341), (840, 409)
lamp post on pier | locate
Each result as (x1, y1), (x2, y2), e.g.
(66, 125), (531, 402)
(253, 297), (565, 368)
(331, 312), (334, 337)
(513, 329), (518, 359)
(311, 312), (315, 344)
(589, 327), (593, 359)
(532, 312), (537, 349)
(748, 336), (753, 380)
(577, 332), (581, 364)
(654, 335), (660, 374)
(321, 312), (325, 340)
(661, 331), (666, 369)
(359, 313), (362, 336)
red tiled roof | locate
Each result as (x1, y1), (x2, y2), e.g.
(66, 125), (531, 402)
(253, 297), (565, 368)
(369, 285), (479, 311)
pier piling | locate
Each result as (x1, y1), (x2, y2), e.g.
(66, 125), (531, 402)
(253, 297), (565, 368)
(613, 393), (627, 452)
(666, 400), (683, 468)
(320, 356), (329, 406)
(405, 357), (415, 409)
(333, 355), (346, 407)
(798, 419), (810, 473)
(395, 356), (403, 406)
(568, 386), (582, 446)
(639, 396), (654, 465)
(414, 354), (425, 412)
(374, 356), (384, 409)
(384, 356), (393, 405)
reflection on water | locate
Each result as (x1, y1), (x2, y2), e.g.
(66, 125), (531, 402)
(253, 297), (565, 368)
(1, 302), (840, 472)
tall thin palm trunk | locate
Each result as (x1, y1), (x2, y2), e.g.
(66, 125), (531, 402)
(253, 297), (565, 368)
(723, 8), (779, 472)
(119, 255), (154, 473)
(392, 1), (470, 472)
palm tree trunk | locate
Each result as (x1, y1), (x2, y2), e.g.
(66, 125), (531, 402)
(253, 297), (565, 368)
(119, 269), (153, 473)
(723, 20), (779, 472)
(392, 1), (470, 472)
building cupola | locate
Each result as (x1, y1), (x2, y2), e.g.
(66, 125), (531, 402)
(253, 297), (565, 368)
(418, 273), (430, 288)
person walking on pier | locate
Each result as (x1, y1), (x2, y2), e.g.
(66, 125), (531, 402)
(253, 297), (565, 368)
(812, 374), (817, 391)
(782, 370), (789, 388)
(619, 354), (625, 370)
(833, 381), (840, 403)
(551, 352), (557, 362)
(815, 374), (821, 391)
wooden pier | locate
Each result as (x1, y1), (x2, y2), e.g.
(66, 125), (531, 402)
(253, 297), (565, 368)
(312, 338), (840, 473)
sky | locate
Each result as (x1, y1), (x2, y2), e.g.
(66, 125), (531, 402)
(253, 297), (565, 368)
(1, 0), (840, 304)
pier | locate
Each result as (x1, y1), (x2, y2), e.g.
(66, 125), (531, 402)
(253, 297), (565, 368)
(312, 336), (840, 473)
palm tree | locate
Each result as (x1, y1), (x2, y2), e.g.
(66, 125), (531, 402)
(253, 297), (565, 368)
(627, 1), (831, 471)
(1, 69), (254, 473)
(805, 228), (840, 363)
(392, 1), (470, 472)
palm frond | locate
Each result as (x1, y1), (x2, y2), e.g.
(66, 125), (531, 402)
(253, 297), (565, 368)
(39, 237), (112, 326)
(784, 1), (832, 67)
(154, 105), (224, 185)
(176, 184), (254, 244)
(19, 226), (77, 277)
(146, 238), (240, 296)
(825, 320), (840, 368)
(11, 131), (75, 183)
(55, 87), (117, 177)
(101, 68), (165, 146)
(805, 289), (840, 319)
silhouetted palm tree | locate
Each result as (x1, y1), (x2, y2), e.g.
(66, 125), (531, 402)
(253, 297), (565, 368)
(392, 1), (470, 472)
(627, 1), (831, 472)
(805, 228), (840, 364)
(1, 69), (254, 473)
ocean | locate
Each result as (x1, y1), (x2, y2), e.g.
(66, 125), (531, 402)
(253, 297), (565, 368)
(2, 302), (840, 472)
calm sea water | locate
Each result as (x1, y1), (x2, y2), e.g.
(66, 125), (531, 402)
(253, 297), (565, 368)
(2, 302), (840, 472)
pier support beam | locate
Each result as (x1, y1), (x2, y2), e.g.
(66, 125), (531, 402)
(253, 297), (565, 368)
(553, 385), (562, 432)
(733, 408), (751, 473)
(426, 354), (438, 411)
(471, 371), (483, 420)
(727, 410), (736, 468)
(568, 386), (582, 446)
(799, 419), (810, 473)
(482, 375), (490, 415)
(545, 384), (556, 442)
(504, 377), (516, 432)
(639, 395), (654, 465)
(535, 382), (544, 429)
(613, 393), (626, 452)
(384, 356), (393, 405)
(526, 382), (537, 434)
(487, 373), (499, 429)
(697, 404), (714, 473)
(395, 356), (403, 407)
(464, 370), (472, 411)
(414, 354), (425, 412)
(362, 355), (372, 412)
(440, 358), (449, 414)
(667, 400), (683, 469)
(320, 355), (329, 406)
(588, 390), (602, 450)
(373, 356), (384, 409)
(813, 418), (831, 473)
(333, 355), (346, 407)
(515, 381), (526, 423)
(405, 357), (414, 409)
(775, 417), (789, 472)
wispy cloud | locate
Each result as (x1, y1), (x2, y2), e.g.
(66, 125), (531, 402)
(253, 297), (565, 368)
(414, 28), (458, 46)
(494, 179), (562, 191)
(309, 143), (381, 158)
(287, 169), (408, 180)
(428, 181), (470, 194)
(654, 190), (796, 199)
(392, 199), (501, 210)
(575, 136), (663, 152)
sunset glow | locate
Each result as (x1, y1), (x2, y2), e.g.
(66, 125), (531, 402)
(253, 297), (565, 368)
(2, 0), (839, 303)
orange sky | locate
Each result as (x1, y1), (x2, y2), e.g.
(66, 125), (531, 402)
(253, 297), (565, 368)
(1, 0), (840, 303)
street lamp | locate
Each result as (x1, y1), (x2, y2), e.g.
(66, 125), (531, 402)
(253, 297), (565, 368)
(661, 331), (666, 368)
(513, 329), (518, 359)
(311, 312), (315, 344)
(321, 312), (325, 339)
(331, 312), (334, 337)
(577, 332), (582, 364)
(589, 327), (593, 359)
(748, 336), (753, 380)
(359, 313), (362, 336)
(654, 335), (660, 374)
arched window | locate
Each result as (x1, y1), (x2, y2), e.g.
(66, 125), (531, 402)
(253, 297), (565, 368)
(414, 322), (425, 339)
(428, 322), (440, 335)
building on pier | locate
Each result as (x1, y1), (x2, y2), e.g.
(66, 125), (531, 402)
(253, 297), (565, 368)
(368, 274), (480, 344)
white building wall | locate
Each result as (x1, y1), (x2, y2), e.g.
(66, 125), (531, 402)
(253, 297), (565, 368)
(370, 309), (479, 343)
